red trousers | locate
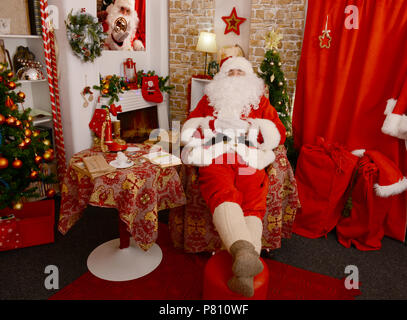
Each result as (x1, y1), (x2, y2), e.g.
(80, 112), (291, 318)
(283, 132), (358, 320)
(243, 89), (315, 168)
(198, 153), (269, 220)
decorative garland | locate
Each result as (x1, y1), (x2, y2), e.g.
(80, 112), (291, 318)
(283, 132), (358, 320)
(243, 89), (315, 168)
(65, 10), (107, 63)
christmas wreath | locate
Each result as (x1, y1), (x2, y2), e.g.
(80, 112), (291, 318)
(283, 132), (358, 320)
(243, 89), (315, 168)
(65, 10), (107, 63)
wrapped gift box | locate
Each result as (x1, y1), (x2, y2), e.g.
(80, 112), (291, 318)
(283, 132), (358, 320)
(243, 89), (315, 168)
(0, 200), (55, 251)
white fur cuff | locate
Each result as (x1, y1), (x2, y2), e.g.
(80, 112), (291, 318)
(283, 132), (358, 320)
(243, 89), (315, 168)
(374, 177), (407, 198)
(249, 118), (281, 150)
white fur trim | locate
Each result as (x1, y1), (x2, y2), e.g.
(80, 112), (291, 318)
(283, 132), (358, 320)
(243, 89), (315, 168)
(384, 99), (398, 115)
(181, 117), (213, 145)
(219, 57), (254, 76)
(374, 177), (407, 198)
(249, 119), (281, 150)
(236, 144), (276, 170)
(351, 149), (366, 157)
(399, 115), (407, 139)
(382, 113), (402, 138)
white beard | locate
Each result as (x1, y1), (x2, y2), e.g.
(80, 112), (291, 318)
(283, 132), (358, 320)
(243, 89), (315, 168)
(205, 73), (265, 119)
(104, 4), (140, 51)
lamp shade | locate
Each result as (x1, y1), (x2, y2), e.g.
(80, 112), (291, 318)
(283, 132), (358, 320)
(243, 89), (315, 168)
(196, 32), (217, 53)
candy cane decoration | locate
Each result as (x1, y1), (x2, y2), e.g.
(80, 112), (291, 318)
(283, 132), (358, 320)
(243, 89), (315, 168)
(40, 0), (66, 182)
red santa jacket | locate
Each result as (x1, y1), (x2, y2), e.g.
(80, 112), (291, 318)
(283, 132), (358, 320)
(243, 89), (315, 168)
(181, 95), (286, 169)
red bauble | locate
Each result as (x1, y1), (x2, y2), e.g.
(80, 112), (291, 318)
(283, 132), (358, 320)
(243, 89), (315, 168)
(17, 91), (26, 100)
(24, 137), (31, 146)
(6, 116), (16, 126)
(30, 171), (39, 180)
(0, 114), (5, 125)
(24, 129), (32, 137)
(34, 155), (42, 164)
(12, 159), (23, 169)
(0, 157), (9, 169)
(46, 189), (56, 198)
(18, 141), (26, 149)
(7, 81), (16, 90)
(7, 71), (14, 79)
(43, 151), (54, 162)
(14, 120), (22, 127)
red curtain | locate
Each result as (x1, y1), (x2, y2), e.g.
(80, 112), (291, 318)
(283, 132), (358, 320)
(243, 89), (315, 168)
(135, 0), (146, 48)
(293, 0), (407, 242)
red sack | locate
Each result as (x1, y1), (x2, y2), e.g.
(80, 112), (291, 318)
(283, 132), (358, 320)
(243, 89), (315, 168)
(336, 151), (407, 251)
(89, 109), (108, 138)
(292, 137), (358, 238)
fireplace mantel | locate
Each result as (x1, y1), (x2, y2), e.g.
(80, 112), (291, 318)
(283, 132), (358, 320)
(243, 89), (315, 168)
(100, 90), (169, 131)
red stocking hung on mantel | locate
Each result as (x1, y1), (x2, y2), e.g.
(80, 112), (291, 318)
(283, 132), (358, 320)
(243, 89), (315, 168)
(293, 0), (407, 242)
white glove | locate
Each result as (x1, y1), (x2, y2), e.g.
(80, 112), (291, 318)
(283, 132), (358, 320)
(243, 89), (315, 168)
(112, 30), (130, 43)
(214, 118), (249, 132)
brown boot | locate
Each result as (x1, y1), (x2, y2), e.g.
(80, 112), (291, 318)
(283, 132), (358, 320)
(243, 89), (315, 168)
(227, 276), (255, 298)
(229, 240), (263, 277)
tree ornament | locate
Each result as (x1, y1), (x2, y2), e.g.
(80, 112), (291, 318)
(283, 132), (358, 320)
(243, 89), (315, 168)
(0, 114), (5, 125)
(43, 151), (54, 162)
(18, 141), (26, 149)
(24, 137), (31, 146)
(319, 16), (332, 49)
(270, 61), (274, 66)
(279, 81), (283, 87)
(34, 155), (42, 164)
(65, 10), (107, 63)
(7, 81), (16, 90)
(11, 104), (18, 111)
(5, 96), (14, 108)
(43, 139), (51, 146)
(27, 115), (33, 122)
(7, 71), (14, 79)
(12, 159), (23, 169)
(33, 130), (40, 138)
(14, 120), (22, 127)
(6, 116), (16, 126)
(0, 64), (4, 72)
(17, 91), (26, 100)
(221, 7), (247, 36)
(0, 157), (8, 169)
(46, 189), (56, 198)
(30, 170), (39, 180)
(102, 88), (109, 95)
(265, 29), (283, 50)
(13, 202), (23, 210)
(24, 129), (32, 137)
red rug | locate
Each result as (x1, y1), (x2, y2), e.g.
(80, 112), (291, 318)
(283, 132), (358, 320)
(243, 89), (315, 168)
(49, 224), (361, 300)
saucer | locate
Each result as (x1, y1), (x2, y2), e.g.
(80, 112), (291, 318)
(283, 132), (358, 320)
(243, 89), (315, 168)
(109, 160), (135, 169)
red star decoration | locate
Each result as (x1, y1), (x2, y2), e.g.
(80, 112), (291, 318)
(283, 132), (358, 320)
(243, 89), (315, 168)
(222, 7), (246, 36)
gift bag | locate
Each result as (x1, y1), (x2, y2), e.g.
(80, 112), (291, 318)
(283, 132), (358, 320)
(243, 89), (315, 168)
(336, 151), (407, 251)
(292, 137), (358, 238)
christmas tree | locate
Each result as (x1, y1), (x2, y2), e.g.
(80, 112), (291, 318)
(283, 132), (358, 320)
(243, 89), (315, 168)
(258, 30), (298, 168)
(0, 63), (56, 210)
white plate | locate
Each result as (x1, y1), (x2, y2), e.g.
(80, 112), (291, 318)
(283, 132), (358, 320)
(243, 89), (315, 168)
(109, 160), (135, 169)
(126, 147), (140, 152)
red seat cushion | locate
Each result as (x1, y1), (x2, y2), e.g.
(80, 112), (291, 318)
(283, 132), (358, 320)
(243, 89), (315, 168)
(202, 250), (269, 300)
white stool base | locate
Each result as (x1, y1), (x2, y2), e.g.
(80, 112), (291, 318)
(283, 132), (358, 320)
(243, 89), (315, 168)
(87, 238), (162, 282)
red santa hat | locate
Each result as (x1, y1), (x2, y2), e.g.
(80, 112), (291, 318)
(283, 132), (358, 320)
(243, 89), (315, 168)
(218, 56), (254, 76)
(353, 149), (407, 197)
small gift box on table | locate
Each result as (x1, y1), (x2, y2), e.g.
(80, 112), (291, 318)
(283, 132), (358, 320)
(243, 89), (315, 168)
(0, 200), (55, 252)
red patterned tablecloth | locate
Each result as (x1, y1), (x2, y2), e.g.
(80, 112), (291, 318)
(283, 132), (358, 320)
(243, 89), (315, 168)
(58, 144), (186, 251)
(169, 145), (301, 253)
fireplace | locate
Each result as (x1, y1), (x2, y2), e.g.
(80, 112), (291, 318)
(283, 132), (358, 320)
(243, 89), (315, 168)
(117, 106), (158, 143)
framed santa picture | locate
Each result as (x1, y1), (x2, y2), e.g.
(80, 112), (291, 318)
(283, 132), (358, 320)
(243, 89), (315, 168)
(97, 0), (146, 51)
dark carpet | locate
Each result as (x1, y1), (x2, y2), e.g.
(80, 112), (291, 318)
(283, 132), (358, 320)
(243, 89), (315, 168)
(0, 196), (406, 300)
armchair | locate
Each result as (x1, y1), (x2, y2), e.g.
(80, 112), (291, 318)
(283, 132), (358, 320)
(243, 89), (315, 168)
(169, 145), (301, 253)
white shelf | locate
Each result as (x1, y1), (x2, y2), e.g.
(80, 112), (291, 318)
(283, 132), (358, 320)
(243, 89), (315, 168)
(33, 116), (53, 126)
(0, 34), (41, 39)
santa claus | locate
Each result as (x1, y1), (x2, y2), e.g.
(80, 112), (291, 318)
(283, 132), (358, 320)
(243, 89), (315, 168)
(103, 0), (145, 51)
(181, 57), (286, 297)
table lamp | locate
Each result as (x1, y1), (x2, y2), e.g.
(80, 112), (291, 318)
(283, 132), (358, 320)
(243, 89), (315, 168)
(196, 32), (217, 75)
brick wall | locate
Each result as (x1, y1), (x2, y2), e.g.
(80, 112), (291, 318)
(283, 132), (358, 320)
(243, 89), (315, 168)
(168, 0), (306, 123)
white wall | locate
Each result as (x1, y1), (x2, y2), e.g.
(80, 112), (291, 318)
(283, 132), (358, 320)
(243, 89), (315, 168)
(214, 0), (252, 59)
(50, 0), (169, 162)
